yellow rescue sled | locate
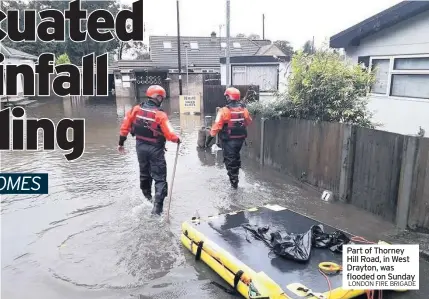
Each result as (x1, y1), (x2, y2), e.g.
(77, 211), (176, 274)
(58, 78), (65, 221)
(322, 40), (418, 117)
(180, 204), (407, 299)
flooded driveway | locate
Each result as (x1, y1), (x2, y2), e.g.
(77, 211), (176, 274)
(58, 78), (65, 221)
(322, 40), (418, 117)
(1, 96), (317, 299)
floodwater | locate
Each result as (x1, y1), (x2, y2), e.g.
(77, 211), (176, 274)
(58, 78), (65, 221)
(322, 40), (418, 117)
(1, 96), (317, 299)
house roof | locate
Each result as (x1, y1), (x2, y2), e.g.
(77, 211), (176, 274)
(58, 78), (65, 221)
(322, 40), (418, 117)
(0, 44), (38, 60)
(219, 55), (290, 64)
(330, 0), (429, 48)
(149, 35), (271, 67)
(111, 59), (172, 71)
(255, 44), (287, 57)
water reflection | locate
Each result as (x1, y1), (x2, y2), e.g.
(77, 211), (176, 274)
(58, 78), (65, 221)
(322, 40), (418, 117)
(208, 211), (250, 251)
(115, 96), (137, 118)
(197, 149), (224, 168)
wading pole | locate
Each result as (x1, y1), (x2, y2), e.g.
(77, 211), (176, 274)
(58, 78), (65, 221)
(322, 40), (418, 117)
(166, 142), (180, 222)
(215, 107), (220, 146)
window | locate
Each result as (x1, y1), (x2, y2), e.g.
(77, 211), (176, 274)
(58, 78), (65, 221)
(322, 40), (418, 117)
(357, 56), (370, 68)
(391, 75), (429, 99)
(233, 42), (241, 49)
(163, 41), (172, 49)
(190, 42), (198, 49)
(394, 57), (429, 70)
(369, 55), (429, 100)
(371, 59), (390, 94)
(221, 42), (227, 48)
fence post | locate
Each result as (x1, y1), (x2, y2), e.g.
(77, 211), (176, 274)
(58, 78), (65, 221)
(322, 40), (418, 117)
(339, 125), (356, 203)
(395, 136), (418, 229)
(260, 117), (266, 165)
(215, 107), (220, 147)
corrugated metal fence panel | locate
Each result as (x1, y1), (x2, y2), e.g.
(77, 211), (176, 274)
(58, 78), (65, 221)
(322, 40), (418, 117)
(203, 85), (225, 114)
(263, 118), (344, 194)
(245, 115), (261, 161)
(408, 137), (429, 231)
(350, 128), (404, 222)
(202, 85), (260, 114)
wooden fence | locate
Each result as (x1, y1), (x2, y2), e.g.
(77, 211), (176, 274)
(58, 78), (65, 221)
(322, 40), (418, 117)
(245, 115), (429, 231)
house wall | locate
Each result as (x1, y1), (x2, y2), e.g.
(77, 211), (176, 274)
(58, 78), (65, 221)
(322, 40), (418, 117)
(221, 62), (286, 88)
(114, 71), (136, 98)
(278, 61), (290, 93)
(220, 62), (290, 103)
(168, 73), (204, 113)
(345, 10), (429, 61)
(2, 57), (36, 98)
(345, 10), (429, 136)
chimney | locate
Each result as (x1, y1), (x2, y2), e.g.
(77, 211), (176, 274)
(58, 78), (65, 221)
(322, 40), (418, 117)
(210, 31), (216, 42)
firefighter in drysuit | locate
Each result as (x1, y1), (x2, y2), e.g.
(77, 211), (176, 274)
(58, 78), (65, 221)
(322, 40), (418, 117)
(205, 87), (252, 188)
(118, 85), (181, 215)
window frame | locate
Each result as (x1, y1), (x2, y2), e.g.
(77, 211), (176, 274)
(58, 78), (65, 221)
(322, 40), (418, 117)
(163, 41), (172, 49)
(233, 42), (241, 49)
(369, 54), (429, 101)
(190, 42), (199, 50)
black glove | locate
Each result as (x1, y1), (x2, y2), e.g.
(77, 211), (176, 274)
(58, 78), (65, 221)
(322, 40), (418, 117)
(119, 135), (127, 146)
(205, 136), (214, 148)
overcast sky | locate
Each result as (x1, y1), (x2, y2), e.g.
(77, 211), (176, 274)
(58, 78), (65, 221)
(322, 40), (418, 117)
(125, 0), (403, 49)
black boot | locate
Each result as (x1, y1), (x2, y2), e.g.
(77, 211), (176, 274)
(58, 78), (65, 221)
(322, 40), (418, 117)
(142, 190), (152, 202)
(230, 177), (238, 189)
(151, 199), (164, 216)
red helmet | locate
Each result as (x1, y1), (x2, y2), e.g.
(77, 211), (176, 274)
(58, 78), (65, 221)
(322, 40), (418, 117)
(224, 87), (240, 101)
(146, 85), (166, 100)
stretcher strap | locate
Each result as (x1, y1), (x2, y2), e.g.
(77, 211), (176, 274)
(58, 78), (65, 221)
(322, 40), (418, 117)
(234, 270), (244, 290)
(210, 281), (238, 296)
(195, 241), (204, 261)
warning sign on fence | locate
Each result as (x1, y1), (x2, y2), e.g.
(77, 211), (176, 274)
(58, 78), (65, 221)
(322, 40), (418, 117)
(342, 244), (419, 290)
(179, 95), (201, 114)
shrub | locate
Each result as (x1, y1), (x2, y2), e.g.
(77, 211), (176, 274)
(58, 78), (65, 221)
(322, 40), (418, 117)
(249, 48), (378, 128)
(56, 53), (71, 65)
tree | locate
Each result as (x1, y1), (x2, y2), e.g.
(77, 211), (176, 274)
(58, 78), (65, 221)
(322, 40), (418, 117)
(303, 40), (314, 54)
(248, 48), (378, 128)
(56, 53), (71, 65)
(273, 40), (294, 56)
(0, 0), (147, 63)
(247, 34), (261, 40)
(235, 33), (260, 40)
(115, 3), (147, 60)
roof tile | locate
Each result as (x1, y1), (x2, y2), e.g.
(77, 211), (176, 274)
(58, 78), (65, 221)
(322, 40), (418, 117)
(149, 35), (271, 67)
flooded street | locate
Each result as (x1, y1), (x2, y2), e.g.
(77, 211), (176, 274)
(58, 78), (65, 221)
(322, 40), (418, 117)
(1, 96), (316, 299)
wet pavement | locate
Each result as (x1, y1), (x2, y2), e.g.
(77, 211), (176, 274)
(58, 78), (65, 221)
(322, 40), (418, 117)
(1, 96), (428, 299)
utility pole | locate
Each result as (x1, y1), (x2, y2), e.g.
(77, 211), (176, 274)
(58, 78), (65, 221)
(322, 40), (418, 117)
(262, 14), (265, 40)
(176, 0), (183, 95)
(312, 36), (315, 54)
(185, 44), (189, 94)
(225, 0), (231, 87)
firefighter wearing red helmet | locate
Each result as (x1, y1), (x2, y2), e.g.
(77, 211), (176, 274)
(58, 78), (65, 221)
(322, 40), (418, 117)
(118, 85), (181, 215)
(205, 87), (252, 188)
